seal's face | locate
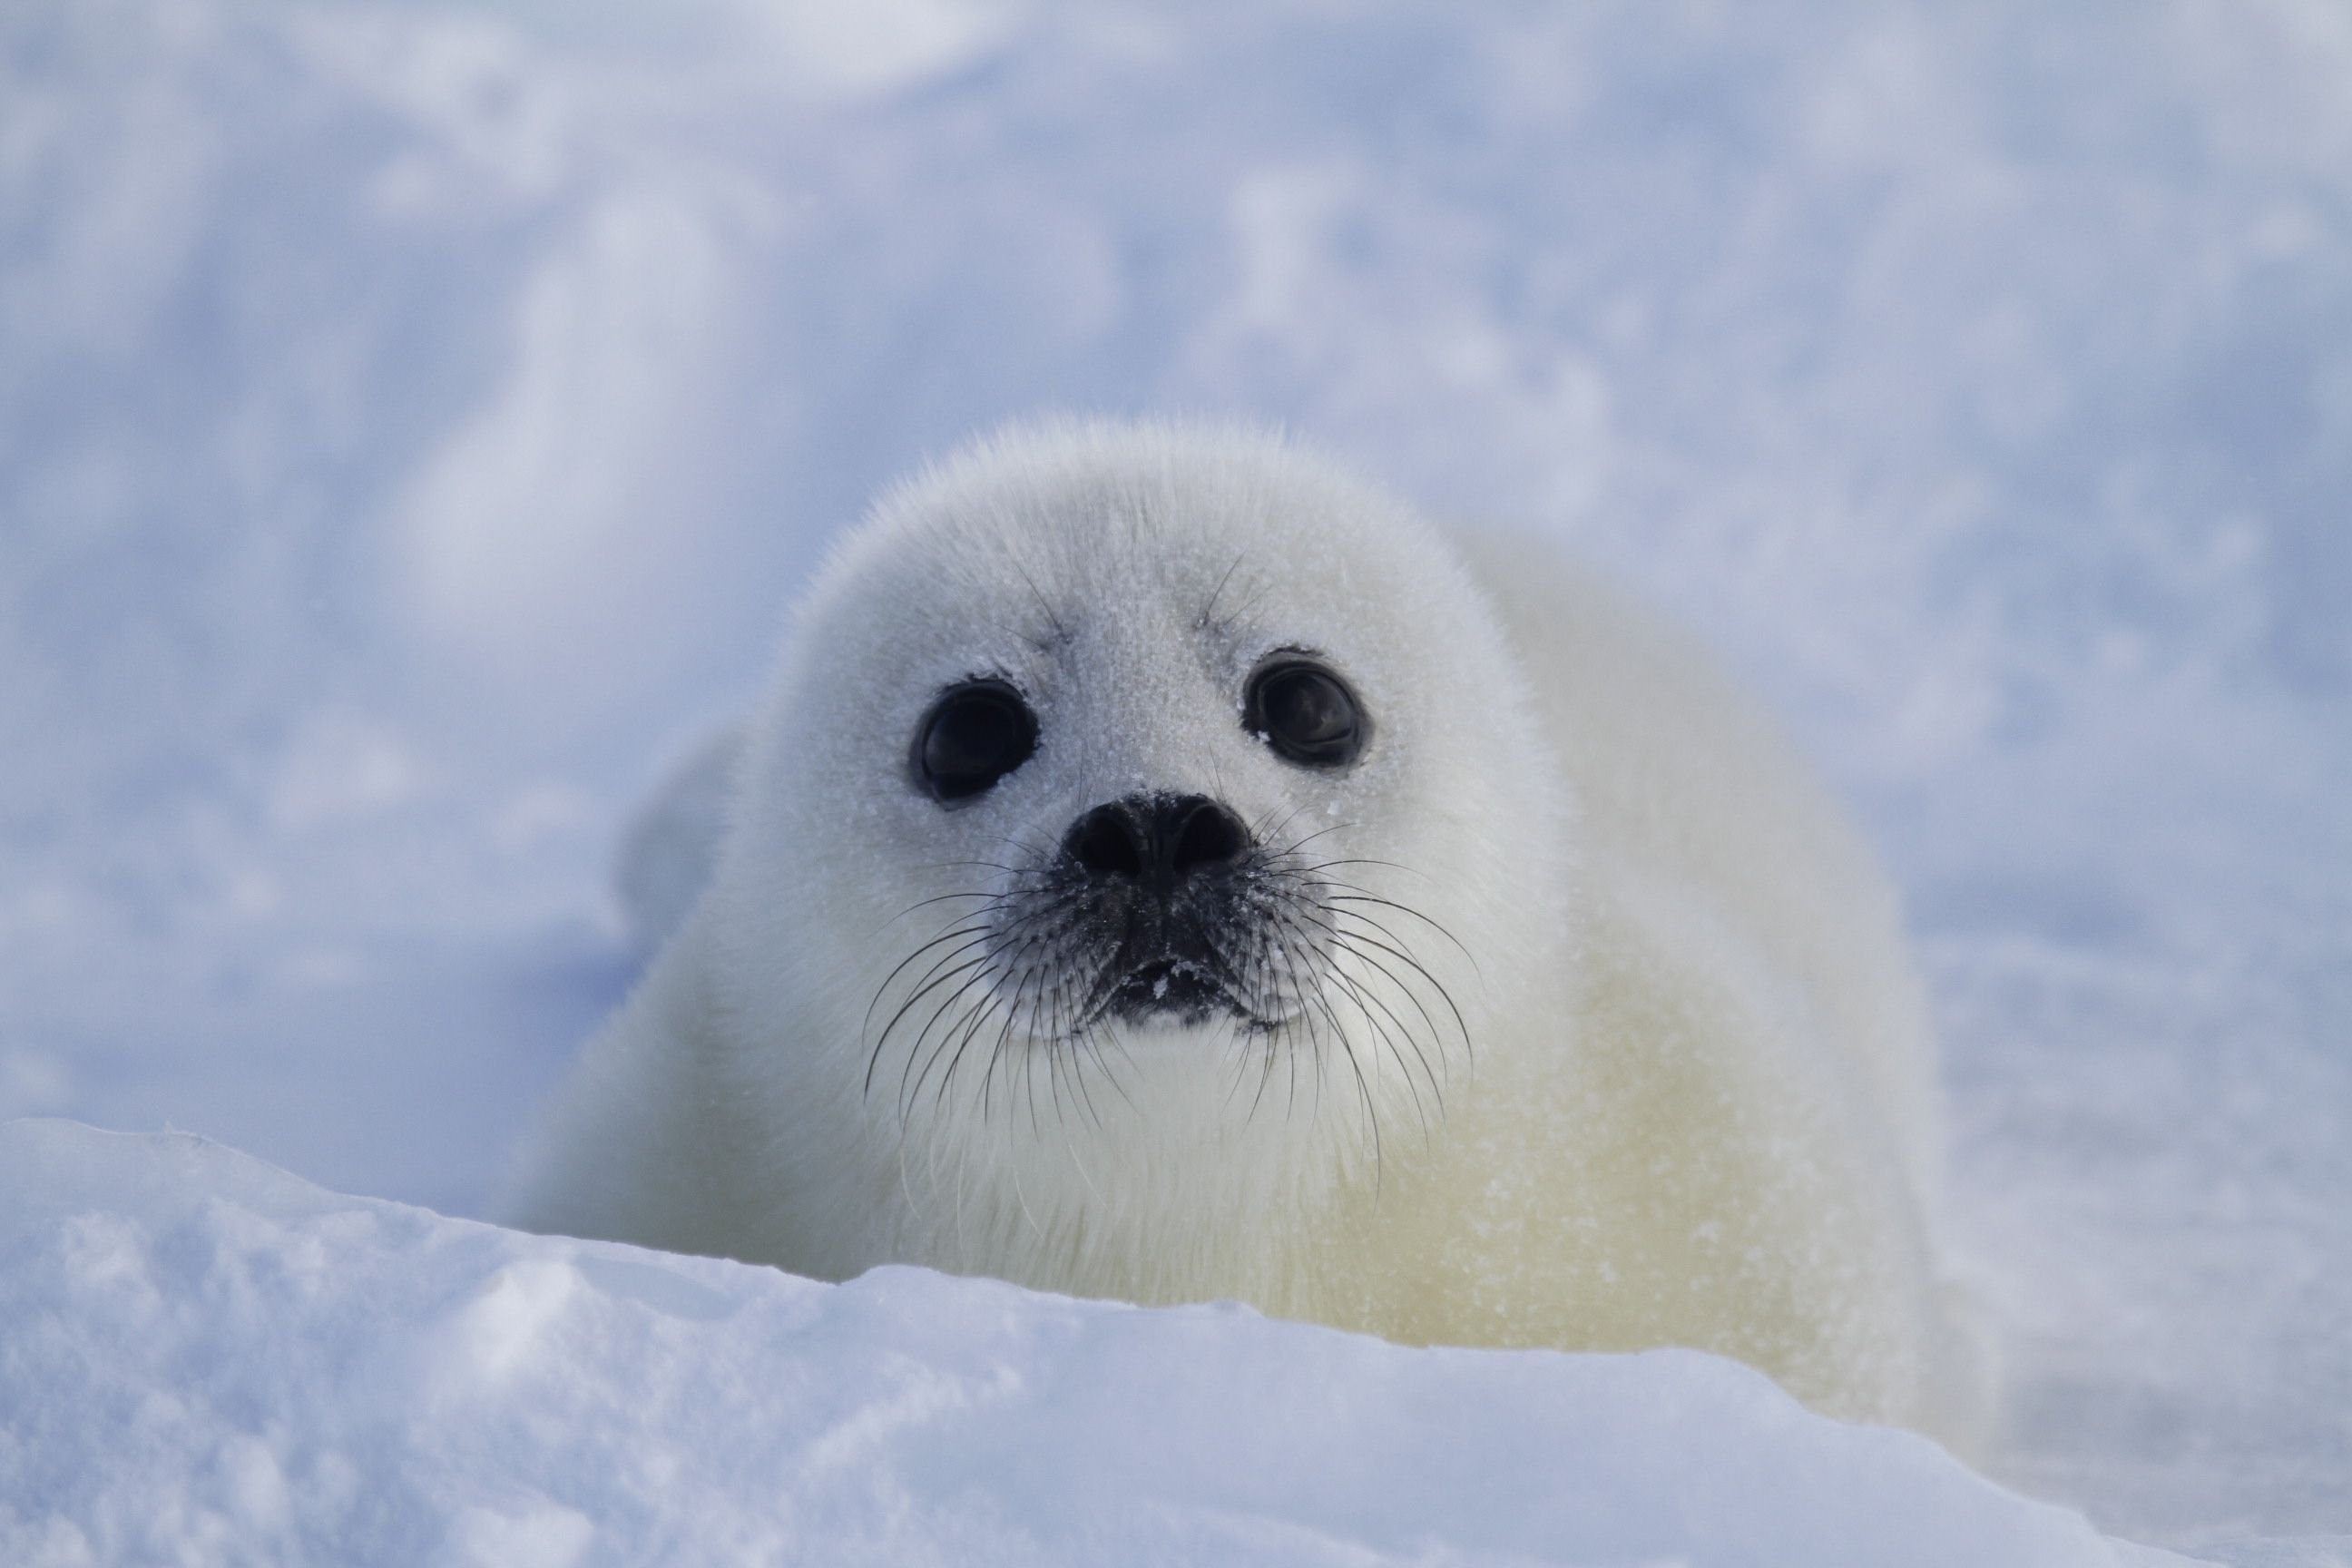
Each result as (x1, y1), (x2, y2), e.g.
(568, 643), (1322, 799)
(861, 623), (1417, 1136)
(712, 424), (1562, 1217)
(900, 651), (1370, 1044)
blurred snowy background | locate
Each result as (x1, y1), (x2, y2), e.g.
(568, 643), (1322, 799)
(1, 0), (2346, 1560)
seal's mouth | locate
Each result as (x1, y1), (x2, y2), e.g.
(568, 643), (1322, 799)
(1106, 956), (1240, 1024)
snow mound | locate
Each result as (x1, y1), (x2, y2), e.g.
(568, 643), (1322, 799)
(0, 1120), (2184, 1567)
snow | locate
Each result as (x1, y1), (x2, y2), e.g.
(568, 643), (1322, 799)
(1, 1120), (2184, 1568)
(2, 0), (2347, 1563)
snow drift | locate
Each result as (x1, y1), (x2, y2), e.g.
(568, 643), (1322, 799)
(0, 1120), (2184, 1568)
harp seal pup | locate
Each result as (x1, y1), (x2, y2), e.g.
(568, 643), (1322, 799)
(507, 418), (1984, 1443)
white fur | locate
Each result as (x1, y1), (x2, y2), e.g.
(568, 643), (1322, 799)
(507, 419), (1984, 1443)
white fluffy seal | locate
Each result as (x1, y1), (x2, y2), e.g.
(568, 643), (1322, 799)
(509, 418), (1982, 1441)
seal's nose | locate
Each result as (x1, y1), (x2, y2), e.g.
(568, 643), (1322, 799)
(1064, 793), (1250, 882)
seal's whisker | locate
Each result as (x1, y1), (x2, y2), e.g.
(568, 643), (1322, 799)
(1314, 912), (1471, 1060)
(927, 986), (1005, 1117)
(1241, 926), (1298, 1123)
(1043, 1023), (1075, 1133)
(872, 944), (1001, 1099)
(1328, 912), (1462, 1088)
(875, 921), (1002, 1044)
(917, 858), (1057, 877)
(1326, 890), (1483, 979)
(1018, 1013), (1048, 1142)
(864, 930), (1000, 1093)
(1325, 955), (1432, 1131)
(1296, 956), (1383, 1186)
(1250, 800), (1317, 854)
(899, 956), (1010, 1121)
(1198, 549), (1247, 629)
(981, 828), (1066, 866)
(1298, 940), (1340, 1123)
(1291, 857), (1434, 884)
(1066, 1031), (1112, 1131)
(1270, 819), (1357, 859)
(978, 959), (1041, 1125)
(870, 888), (1009, 937)
(1321, 938), (1443, 1134)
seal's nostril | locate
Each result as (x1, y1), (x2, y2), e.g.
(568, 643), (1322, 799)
(1169, 797), (1247, 874)
(1065, 802), (1146, 877)
(1065, 795), (1250, 882)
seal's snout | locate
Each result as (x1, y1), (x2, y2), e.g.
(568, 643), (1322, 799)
(1063, 793), (1249, 886)
(1063, 793), (1255, 1024)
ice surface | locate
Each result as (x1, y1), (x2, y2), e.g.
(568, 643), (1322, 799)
(2, 0), (2347, 1563)
(0, 1120), (2189, 1568)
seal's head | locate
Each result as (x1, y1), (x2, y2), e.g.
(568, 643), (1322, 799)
(703, 420), (1566, 1287)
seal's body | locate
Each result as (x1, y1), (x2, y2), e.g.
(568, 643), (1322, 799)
(509, 420), (1977, 1439)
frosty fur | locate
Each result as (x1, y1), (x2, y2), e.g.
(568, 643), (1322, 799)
(507, 418), (1983, 1444)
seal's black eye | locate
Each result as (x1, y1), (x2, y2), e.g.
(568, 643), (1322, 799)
(1244, 660), (1366, 768)
(915, 681), (1037, 803)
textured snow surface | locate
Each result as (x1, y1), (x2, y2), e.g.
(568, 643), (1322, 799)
(2, 1), (2347, 1563)
(0, 1121), (2184, 1568)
